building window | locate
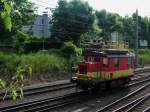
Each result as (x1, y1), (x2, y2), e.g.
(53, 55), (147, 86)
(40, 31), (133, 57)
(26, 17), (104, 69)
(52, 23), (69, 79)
(41, 30), (44, 34)
(103, 57), (108, 67)
(42, 18), (44, 24)
(114, 58), (119, 67)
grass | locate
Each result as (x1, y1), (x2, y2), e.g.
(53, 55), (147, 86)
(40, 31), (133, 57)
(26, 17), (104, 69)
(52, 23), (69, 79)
(138, 49), (150, 64)
(20, 53), (67, 73)
(0, 48), (150, 74)
(0, 52), (20, 73)
(0, 51), (69, 75)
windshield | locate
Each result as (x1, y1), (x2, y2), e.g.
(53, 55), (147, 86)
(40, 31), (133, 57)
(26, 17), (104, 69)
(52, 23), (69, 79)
(78, 65), (87, 74)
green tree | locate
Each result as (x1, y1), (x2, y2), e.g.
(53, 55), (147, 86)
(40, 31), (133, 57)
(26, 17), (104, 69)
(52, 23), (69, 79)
(51, 0), (95, 45)
(0, 0), (12, 44)
(0, 0), (32, 101)
(122, 16), (135, 47)
(10, 0), (36, 29)
(0, 0), (36, 43)
(96, 10), (123, 40)
(0, 0), (12, 33)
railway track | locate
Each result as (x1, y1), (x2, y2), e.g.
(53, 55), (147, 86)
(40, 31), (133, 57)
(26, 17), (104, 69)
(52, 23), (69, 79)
(96, 82), (150, 112)
(144, 107), (150, 112)
(112, 94), (150, 112)
(134, 67), (150, 74)
(130, 75), (150, 85)
(0, 90), (86, 112)
(0, 74), (150, 112)
(0, 81), (75, 100)
(0, 67), (149, 100)
(0, 68), (148, 101)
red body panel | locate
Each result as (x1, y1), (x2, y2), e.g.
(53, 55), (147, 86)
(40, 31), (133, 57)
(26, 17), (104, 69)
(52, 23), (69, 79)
(78, 55), (135, 73)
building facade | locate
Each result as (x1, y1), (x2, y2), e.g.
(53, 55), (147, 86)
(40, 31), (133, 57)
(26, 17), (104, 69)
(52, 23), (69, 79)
(23, 14), (51, 37)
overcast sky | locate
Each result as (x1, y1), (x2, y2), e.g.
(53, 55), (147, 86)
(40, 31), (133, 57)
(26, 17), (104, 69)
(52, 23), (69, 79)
(30, 0), (150, 17)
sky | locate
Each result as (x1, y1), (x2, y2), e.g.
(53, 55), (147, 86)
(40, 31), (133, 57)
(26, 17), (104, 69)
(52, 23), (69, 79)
(30, 0), (150, 17)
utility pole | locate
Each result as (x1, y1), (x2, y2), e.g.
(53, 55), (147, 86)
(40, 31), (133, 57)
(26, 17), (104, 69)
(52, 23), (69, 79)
(135, 9), (139, 68)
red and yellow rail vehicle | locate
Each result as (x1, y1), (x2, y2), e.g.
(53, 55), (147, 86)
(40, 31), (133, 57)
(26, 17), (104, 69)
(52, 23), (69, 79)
(72, 42), (135, 90)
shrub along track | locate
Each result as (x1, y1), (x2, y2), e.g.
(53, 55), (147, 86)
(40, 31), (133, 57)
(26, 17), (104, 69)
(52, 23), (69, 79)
(0, 73), (150, 112)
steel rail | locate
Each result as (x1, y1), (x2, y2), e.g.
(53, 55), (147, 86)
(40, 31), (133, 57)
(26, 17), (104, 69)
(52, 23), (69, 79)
(131, 74), (150, 81)
(23, 97), (82, 112)
(0, 67), (149, 100)
(96, 82), (150, 112)
(0, 91), (85, 112)
(112, 94), (150, 112)
(129, 77), (150, 86)
(0, 82), (75, 100)
(1, 77), (149, 112)
(134, 68), (150, 74)
(143, 107), (150, 112)
(0, 81), (72, 94)
(125, 94), (150, 112)
(0, 69), (150, 111)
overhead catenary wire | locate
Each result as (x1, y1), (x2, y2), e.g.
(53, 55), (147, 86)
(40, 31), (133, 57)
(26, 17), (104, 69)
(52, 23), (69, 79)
(29, 12), (92, 28)
(32, 17), (91, 27)
(32, 3), (90, 19)
(24, 2), (93, 37)
(27, 23), (89, 34)
(52, 17), (91, 25)
(26, 14), (91, 31)
(31, 25), (89, 33)
(35, 0), (57, 7)
(27, 17), (91, 36)
(33, 3), (56, 9)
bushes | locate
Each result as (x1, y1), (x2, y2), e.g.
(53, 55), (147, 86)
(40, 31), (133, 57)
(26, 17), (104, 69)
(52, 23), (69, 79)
(12, 30), (29, 53)
(20, 53), (66, 73)
(0, 52), (20, 73)
(129, 49), (150, 64)
(61, 42), (77, 58)
(12, 30), (63, 53)
(0, 41), (82, 74)
(0, 52), (67, 74)
(138, 49), (150, 64)
(24, 40), (62, 53)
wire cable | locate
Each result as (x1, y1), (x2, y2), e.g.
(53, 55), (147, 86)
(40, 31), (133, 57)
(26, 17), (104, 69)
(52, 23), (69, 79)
(35, 0), (57, 7)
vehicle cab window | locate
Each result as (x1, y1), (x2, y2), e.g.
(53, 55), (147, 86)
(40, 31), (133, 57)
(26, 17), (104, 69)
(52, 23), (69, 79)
(128, 57), (131, 65)
(114, 58), (119, 67)
(103, 57), (108, 67)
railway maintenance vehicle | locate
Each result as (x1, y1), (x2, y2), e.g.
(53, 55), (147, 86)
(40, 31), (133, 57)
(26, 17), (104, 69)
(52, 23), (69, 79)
(71, 41), (136, 90)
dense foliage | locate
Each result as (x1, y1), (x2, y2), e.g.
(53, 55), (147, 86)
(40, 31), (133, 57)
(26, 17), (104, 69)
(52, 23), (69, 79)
(51, 0), (95, 45)
(61, 42), (77, 58)
(1, 0), (150, 100)
(0, 47), (81, 74)
(0, 0), (34, 101)
(138, 49), (150, 64)
(51, 1), (150, 48)
(0, 0), (36, 43)
(0, 0), (11, 32)
(95, 10), (150, 47)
